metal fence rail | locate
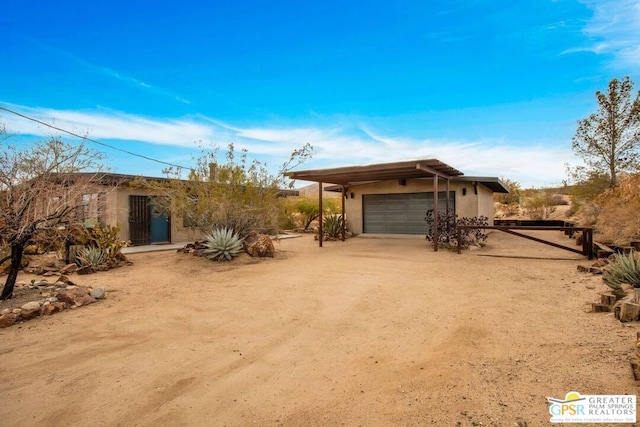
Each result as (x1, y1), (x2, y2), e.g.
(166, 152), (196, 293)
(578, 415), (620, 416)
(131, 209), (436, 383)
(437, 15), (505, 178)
(457, 226), (593, 259)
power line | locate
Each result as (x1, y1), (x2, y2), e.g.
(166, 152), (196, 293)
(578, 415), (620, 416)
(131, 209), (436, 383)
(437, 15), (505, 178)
(0, 105), (191, 170)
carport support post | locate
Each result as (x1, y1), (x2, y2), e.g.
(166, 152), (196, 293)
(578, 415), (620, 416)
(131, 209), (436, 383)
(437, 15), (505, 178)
(318, 181), (323, 247)
(341, 186), (346, 242)
(433, 175), (439, 252)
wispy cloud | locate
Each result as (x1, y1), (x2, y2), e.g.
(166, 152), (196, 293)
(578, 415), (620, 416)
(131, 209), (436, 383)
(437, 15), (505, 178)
(567, 0), (640, 67)
(30, 39), (191, 105)
(0, 103), (571, 187)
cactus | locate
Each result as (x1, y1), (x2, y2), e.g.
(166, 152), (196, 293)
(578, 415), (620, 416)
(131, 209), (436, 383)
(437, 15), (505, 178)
(203, 227), (244, 261)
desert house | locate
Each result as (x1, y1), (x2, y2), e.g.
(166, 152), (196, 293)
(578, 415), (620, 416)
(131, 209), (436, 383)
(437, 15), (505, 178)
(288, 159), (508, 236)
(58, 172), (297, 246)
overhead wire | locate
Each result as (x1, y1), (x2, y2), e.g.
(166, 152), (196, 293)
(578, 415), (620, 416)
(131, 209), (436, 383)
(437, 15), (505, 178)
(0, 105), (191, 170)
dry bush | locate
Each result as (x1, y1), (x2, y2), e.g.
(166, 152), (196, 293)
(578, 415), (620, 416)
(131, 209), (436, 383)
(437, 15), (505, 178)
(522, 190), (557, 220)
(593, 174), (640, 244)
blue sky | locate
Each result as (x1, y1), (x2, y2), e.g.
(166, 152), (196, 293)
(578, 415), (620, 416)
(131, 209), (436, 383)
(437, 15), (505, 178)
(1, 0), (639, 187)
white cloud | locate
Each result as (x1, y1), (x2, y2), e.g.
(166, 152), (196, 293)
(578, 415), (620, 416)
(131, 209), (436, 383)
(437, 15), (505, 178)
(576, 0), (640, 67)
(0, 103), (570, 188)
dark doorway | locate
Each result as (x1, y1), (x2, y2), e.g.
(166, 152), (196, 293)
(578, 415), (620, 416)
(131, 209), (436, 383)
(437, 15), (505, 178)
(129, 196), (171, 245)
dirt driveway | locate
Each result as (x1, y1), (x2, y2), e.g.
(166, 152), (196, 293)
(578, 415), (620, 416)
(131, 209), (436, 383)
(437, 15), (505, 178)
(1, 231), (638, 426)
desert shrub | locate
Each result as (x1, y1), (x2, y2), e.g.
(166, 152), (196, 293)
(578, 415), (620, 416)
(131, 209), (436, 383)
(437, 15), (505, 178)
(591, 174), (640, 244)
(604, 252), (640, 299)
(502, 202), (520, 216)
(425, 210), (489, 250)
(203, 227), (244, 261)
(548, 194), (569, 206)
(89, 224), (129, 264)
(493, 178), (521, 205)
(323, 214), (344, 238)
(282, 196), (340, 230)
(76, 247), (107, 267)
(522, 190), (557, 220)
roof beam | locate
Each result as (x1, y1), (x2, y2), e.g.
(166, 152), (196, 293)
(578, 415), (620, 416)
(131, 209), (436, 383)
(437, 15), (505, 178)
(416, 163), (452, 180)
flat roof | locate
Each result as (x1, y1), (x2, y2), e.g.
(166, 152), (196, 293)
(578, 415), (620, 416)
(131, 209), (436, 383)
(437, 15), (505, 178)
(288, 159), (464, 186)
(288, 159), (508, 193)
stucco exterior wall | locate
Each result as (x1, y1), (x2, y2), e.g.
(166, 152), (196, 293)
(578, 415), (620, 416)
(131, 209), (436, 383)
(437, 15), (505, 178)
(342, 178), (495, 234)
(94, 186), (201, 244)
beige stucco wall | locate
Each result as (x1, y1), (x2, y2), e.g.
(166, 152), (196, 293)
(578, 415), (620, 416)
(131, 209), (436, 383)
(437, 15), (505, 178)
(98, 186), (201, 244)
(342, 178), (495, 234)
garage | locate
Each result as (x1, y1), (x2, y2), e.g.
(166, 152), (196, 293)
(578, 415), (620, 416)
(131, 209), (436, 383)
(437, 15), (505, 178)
(363, 191), (455, 234)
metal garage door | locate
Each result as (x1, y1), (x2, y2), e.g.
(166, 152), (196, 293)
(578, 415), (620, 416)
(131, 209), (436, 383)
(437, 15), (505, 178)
(362, 192), (455, 234)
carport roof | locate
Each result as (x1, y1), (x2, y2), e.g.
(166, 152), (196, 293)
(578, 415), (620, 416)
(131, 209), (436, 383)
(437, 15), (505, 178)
(288, 159), (509, 193)
(287, 159), (464, 186)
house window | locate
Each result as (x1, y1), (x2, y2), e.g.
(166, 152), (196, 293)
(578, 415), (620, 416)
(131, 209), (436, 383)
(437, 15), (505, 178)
(80, 192), (105, 227)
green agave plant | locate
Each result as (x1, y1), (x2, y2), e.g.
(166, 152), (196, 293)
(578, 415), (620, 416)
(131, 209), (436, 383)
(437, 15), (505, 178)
(603, 252), (640, 300)
(203, 227), (244, 261)
(323, 214), (344, 238)
(76, 247), (107, 267)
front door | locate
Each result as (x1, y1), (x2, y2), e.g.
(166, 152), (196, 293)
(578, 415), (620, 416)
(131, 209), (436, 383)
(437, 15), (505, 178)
(129, 196), (171, 245)
(150, 211), (170, 243)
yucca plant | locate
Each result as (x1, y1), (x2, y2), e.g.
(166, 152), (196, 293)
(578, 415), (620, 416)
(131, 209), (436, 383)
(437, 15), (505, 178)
(76, 247), (107, 267)
(603, 252), (640, 301)
(323, 214), (344, 238)
(203, 227), (244, 261)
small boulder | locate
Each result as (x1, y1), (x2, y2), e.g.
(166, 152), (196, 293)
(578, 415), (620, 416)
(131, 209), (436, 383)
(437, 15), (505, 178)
(90, 287), (106, 299)
(59, 264), (78, 274)
(20, 301), (42, 320)
(243, 231), (275, 258)
(43, 302), (64, 316)
(0, 313), (19, 328)
(21, 301), (41, 311)
(76, 266), (95, 275)
(56, 287), (96, 306)
(24, 265), (44, 275)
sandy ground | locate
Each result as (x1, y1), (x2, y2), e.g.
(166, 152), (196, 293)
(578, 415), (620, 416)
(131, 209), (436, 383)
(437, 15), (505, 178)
(1, 231), (638, 426)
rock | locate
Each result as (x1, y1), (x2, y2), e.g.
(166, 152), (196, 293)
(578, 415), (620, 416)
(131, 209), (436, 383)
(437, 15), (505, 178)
(0, 313), (19, 328)
(12, 308), (21, 315)
(0, 308), (10, 315)
(43, 302), (64, 316)
(56, 287), (96, 306)
(76, 266), (95, 275)
(57, 275), (71, 284)
(24, 265), (44, 275)
(21, 301), (41, 311)
(36, 280), (49, 287)
(90, 287), (106, 299)
(20, 301), (42, 320)
(59, 264), (78, 274)
(43, 271), (58, 277)
(243, 231), (275, 258)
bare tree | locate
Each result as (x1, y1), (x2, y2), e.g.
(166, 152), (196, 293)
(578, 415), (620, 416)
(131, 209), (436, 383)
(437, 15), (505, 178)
(571, 76), (640, 188)
(0, 132), (105, 299)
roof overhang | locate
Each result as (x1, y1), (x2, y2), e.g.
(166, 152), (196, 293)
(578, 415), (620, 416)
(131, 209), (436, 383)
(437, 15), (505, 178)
(287, 159), (464, 186)
(453, 176), (509, 193)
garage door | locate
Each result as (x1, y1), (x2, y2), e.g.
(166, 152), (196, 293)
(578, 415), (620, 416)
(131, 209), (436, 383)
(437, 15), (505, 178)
(362, 192), (455, 234)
